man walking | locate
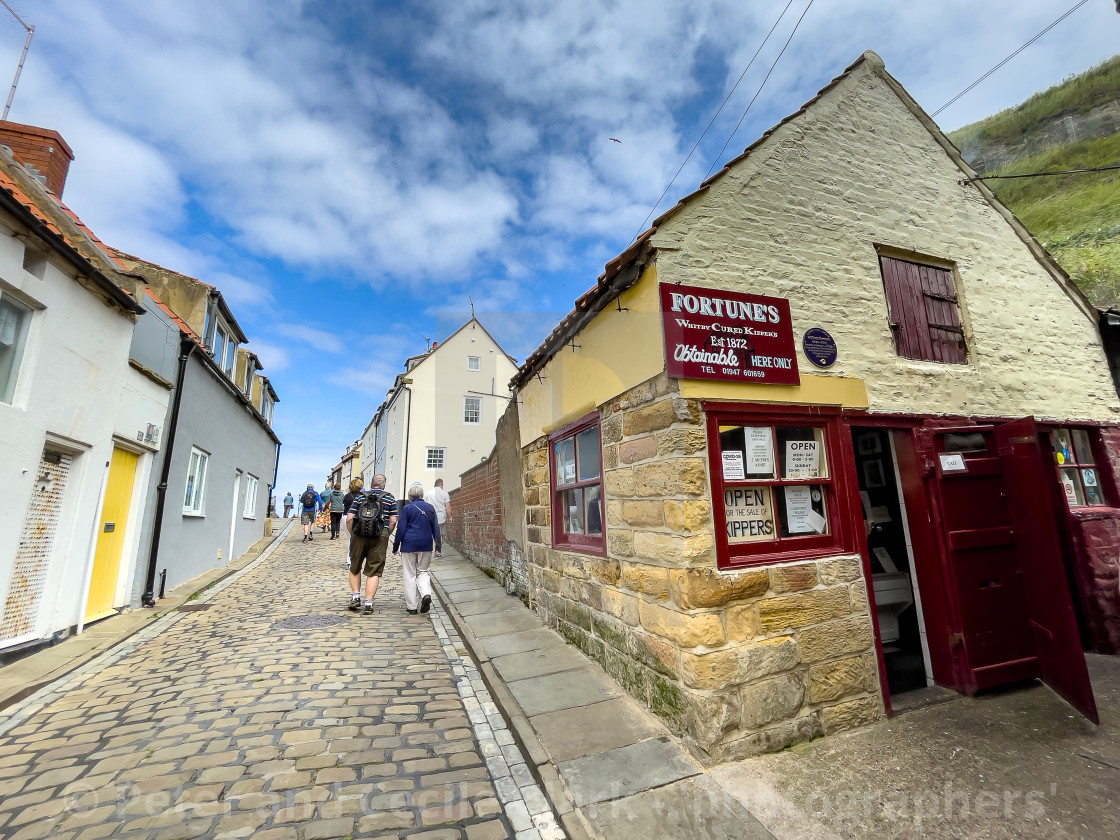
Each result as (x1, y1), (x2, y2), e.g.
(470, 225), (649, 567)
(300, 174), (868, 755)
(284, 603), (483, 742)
(345, 474), (397, 615)
(300, 483), (321, 542)
(282, 491), (294, 518)
(393, 485), (441, 615)
(423, 479), (451, 556)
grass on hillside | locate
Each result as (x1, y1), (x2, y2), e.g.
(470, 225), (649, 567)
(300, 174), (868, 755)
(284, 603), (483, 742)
(985, 132), (1120, 306)
(950, 54), (1120, 151)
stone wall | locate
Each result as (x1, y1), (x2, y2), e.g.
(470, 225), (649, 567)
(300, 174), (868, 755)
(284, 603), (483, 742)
(522, 373), (882, 763)
(446, 452), (527, 597)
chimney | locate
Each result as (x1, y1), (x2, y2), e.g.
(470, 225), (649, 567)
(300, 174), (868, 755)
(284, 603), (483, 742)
(0, 120), (74, 197)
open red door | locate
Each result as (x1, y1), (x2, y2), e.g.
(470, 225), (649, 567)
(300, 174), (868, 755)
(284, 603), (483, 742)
(996, 418), (1099, 723)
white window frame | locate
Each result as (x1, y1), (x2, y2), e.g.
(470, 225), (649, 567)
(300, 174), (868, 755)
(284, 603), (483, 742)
(260, 389), (274, 424)
(0, 292), (33, 405)
(426, 447), (446, 470)
(243, 475), (259, 518)
(183, 447), (210, 515)
(467, 355), (481, 371)
(463, 396), (481, 424)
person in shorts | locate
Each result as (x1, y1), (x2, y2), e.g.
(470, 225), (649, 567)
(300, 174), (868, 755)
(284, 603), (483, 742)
(300, 484), (321, 542)
(345, 474), (397, 615)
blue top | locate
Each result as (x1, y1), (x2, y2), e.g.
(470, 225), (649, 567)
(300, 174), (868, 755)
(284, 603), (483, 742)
(393, 499), (442, 553)
(301, 489), (321, 512)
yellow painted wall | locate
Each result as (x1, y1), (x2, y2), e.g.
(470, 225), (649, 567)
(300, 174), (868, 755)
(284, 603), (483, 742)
(518, 266), (666, 447)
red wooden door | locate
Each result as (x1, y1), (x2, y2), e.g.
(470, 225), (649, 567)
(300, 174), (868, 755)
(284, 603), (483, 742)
(930, 427), (1039, 692)
(995, 418), (1099, 723)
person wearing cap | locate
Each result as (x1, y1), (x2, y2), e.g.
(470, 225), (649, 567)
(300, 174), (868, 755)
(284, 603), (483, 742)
(299, 483), (321, 542)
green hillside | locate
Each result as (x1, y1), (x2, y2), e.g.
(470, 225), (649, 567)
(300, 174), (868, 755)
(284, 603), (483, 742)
(947, 56), (1120, 308)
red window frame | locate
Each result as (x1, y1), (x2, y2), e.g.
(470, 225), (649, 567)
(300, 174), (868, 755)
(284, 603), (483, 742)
(704, 402), (856, 569)
(1045, 426), (1111, 508)
(879, 255), (967, 364)
(549, 411), (606, 555)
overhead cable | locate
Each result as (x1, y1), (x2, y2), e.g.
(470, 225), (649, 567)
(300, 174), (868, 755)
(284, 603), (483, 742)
(960, 163), (1120, 183)
(931, 0), (1090, 119)
(633, 0), (797, 239)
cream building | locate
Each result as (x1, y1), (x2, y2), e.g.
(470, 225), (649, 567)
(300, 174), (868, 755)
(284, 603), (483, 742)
(360, 318), (518, 499)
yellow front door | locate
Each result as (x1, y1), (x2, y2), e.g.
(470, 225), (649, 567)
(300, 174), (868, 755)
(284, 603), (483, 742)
(85, 447), (138, 622)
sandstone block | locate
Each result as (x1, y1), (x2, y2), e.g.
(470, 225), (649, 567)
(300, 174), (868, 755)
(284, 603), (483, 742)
(620, 436), (659, 464)
(623, 400), (677, 436)
(712, 714), (822, 762)
(738, 636), (800, 682)
(757, 587), (851, 633)
(680, 648), (739, 690)
(622, 500), (663, 527)
(639, 601), (725, 648)
(818, 696), (883, 734)
(769, 563), (818, 593)
(601, 415), (623, 445)
(608, 529), (634, 558)
(603, 444), (619, 470)
(633, 459), (706, 497)
(588, 557), (621, 586)
(633, 532), (683, 564)
(605, 500), (623, 527)
(663, 499), (712, 533)
(740, 672), (806, 730)
(818, 556), (862, 585)
(628, 630), (678, 677)
(849, 579), (870, 615)
(809, 656), (865, 703)
(620, 562), (670, 599)
(657, 429), (707, 456)
(600, 588), (639, 625)
(797, 616), (875, 663)
(670, 567), (769, 609)
(604, 468), (636, 497)
(725, 604), (758, 641)
(683, 690), (741, 752)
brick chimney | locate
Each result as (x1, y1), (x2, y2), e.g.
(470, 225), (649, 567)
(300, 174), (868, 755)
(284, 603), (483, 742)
(0, 121), (74, 196)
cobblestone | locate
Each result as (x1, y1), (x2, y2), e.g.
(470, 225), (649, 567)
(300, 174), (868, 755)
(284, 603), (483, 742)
(0, 525), (562, 839)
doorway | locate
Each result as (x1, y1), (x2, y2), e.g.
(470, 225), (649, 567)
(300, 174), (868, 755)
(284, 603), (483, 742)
(851, 428), (931, 698)
(86, 446), (138, 623)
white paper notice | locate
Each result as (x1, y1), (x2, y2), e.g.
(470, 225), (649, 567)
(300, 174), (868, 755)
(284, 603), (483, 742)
(938, 452), (966, 473)
(745, 427), (773, 475)
(784, 486), (819, 534)
(722, 450), (745, 480)
(785, 440), (820, 478)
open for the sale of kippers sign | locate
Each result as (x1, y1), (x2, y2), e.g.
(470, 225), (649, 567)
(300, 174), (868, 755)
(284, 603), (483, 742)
(660, 282), (799, 385)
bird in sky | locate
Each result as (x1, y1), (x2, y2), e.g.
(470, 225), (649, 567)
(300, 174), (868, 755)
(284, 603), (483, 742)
(609, 137), (621, 143)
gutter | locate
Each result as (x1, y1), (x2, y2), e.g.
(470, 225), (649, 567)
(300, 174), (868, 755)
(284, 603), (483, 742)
(0, 188), (144, 315)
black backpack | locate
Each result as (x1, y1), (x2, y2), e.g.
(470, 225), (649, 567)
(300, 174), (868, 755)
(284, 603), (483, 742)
(300, 490), (316, 508)
(354, 491), (385, 539)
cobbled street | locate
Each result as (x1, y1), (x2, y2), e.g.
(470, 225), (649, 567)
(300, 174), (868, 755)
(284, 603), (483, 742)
(0, 524), (557, 840)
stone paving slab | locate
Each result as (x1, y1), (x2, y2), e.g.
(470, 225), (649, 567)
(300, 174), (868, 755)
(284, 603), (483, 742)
(489, 648), (591, 684)
(505, 669), (622, 717)
(555, 737), (700, 807)
(478, 630), (565, 660)
(0, 527), (564, 840)
(526, 699), (666, 763)
(469, 614), (546, 639)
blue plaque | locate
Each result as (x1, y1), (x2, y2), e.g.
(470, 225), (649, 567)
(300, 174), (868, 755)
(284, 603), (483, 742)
(802, 328), (837, 368)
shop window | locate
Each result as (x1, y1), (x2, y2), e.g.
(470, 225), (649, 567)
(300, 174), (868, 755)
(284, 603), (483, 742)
(550, 414), (604, 553)
(1050, 428), (1106, 507)
(463, 396), (481, 424)
(0, 293), (33, 404)
(878, 255), (967, 364)
(707, 405), (850, 567)
(183, 447), (209, 515)
(426, 447), (445, 470)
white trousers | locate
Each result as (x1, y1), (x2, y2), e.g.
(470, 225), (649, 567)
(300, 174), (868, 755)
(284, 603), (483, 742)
(400, 551), (432, 611)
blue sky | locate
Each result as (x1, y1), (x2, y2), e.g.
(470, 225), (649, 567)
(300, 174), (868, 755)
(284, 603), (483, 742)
(1, 0), (1117, 500)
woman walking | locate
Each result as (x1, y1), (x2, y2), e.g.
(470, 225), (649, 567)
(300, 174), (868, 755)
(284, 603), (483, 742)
(392, 485), (441, 615)
(316, 483), (332, 533)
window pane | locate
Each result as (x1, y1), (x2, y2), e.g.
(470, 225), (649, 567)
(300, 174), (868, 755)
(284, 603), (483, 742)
(184, 452), (199, 507)
(584, 485), (602, 535)
(464, 397), (481, 423)
(777, 427), (826, 479)
(1052, 429), (1074, 466)
(943, 432), (986, 453)
(1072, 429), (1094, 465)
(720, 425), (775, 479)
(1058, 468), (1085, 506)
(576, 426), (600, 481)
(195, 454), (207, 510)
(1082, 468), (1105, 505)
(0, 295), (32, 403)
(555, 438), (575, 485)
(467, 356), (480, 370)
(775, 485), (828, 537)
(561, 487), (584, 534)
(723, 485), (775, 543)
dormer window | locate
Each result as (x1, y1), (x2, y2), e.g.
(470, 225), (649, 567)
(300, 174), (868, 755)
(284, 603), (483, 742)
(260, 387), (274, 425)
(212, 321), (235, 377)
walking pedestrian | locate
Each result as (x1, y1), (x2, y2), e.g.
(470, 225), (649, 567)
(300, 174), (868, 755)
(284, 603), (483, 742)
(342, 478), (362, 568)
(393, 484), (441, 615)
(423, 478), (452, 528)
(299, 483), (321, 542)
(282, 491), (294, 519)
(326, 483), (346, 539)
(345, 473), (397, 615)
(316, 482), (332, 533)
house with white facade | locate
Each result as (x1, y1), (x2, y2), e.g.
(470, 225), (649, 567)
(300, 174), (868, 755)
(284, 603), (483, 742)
(359, 318), (517, 498)
(0, 123), (171, 652)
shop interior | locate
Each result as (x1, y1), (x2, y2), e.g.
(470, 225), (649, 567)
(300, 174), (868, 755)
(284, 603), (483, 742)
(851, 428), (932, 696)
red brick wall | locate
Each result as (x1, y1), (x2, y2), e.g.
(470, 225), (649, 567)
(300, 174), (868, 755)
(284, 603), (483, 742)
(0, 121), (74, 196)
(447, 454), (524, 592)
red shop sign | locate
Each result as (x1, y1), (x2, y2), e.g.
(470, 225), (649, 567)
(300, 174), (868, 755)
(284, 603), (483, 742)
(660, 283), (799, 385)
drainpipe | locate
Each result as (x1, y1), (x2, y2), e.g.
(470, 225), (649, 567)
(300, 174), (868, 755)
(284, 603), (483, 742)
(400, 382), (412, 499)
(271, 440), (281, 514)
(142, 333), (195, 607)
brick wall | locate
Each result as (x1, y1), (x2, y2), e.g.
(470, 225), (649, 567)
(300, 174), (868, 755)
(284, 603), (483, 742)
(446, 453), (526, 595)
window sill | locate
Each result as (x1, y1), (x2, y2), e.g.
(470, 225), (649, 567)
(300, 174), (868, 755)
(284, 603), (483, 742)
(183, 511), (205, 518)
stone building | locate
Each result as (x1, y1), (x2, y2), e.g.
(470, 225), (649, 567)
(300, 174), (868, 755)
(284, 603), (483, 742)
(448, 52), (1118, 762)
